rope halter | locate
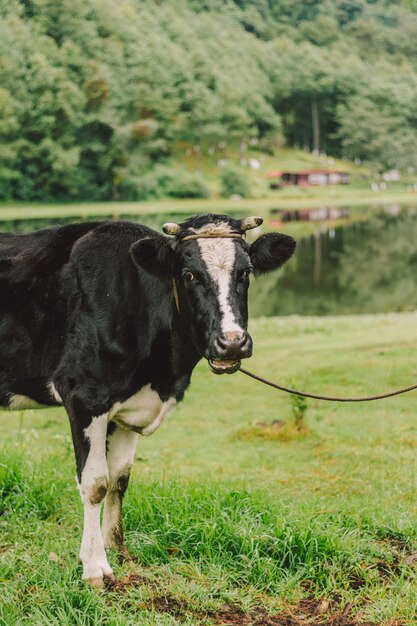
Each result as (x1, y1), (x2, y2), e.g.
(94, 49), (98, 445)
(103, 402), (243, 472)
(162, 215), (263, 240)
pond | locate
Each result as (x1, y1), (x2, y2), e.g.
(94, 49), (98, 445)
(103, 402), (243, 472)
(250, 206), (417, 317)
(2, 206), (417, 317)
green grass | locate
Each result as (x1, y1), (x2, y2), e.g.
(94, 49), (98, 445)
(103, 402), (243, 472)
(2, 312), (417, 624)
(1, 189), (416, 222)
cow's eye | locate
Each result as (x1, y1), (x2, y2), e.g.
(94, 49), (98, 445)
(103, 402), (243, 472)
(183, 271), (194, 282)
(242, 268), (252, 279)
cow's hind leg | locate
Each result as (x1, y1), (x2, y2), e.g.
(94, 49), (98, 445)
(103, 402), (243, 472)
(70, 412), (114, 587)
(102, 426), (138, 562)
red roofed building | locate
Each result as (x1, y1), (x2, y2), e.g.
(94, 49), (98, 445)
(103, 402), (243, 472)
(267, 169), (349, 187)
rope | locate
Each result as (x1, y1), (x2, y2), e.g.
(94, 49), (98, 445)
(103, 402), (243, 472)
(239, 367), (417, 402)
(172, 278), (180, 313)
(170, 231), (417, 403)
(180, 233), (243, 241)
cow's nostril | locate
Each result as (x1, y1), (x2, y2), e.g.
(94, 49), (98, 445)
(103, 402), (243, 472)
(215, 331), (248, 351)
(214, 336), (228, 351)
(224, 331), (247, 347)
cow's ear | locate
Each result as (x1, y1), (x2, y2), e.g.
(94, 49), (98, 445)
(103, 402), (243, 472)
(249, 233), (296, 275)
(130, 237), (179, 278)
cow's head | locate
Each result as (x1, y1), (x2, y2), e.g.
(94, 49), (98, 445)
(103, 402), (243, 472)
(130, 214), (295, 374)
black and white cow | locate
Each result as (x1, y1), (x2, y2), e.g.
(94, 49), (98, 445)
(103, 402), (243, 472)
(0, 213), (295, 586)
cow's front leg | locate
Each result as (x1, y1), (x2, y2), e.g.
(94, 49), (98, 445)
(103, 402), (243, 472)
(102, 426), (138, 562)
(70, 412), (114, 587)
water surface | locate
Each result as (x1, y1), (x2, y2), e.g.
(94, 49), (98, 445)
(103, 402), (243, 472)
(2, 207), (417, 317)
(250, 209), (417, 316)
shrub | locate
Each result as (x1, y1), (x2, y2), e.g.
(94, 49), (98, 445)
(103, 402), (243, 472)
(121, 165), (209, 200)
(220, 166), (250, 198)
(167, 171), (209, 198)
(290, 392), (308, 431)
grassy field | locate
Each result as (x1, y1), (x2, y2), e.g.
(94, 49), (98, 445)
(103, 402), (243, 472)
(2, 312), (417, 625)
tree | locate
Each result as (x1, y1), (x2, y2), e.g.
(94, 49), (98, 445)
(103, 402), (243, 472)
(2, 0), (417, 200)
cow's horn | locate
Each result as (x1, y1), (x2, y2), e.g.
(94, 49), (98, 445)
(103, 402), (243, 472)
(240, 216), (263, 231)
(162, 222), (181, 236)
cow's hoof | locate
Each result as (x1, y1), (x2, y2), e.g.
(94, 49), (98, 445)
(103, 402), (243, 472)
(118, 544), (134, 563)
(82, 561), (115, 589)
(84, 573), (117, 589)
(103, 573), (117, 589)
(85, 576), (106, 589)
(105, 542), (134, 563)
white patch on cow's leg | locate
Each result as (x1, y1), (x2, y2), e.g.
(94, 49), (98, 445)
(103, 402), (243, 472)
(78, 414), (113, 586)
(196, 233), (243, 334)
(102, 427), (138, 559)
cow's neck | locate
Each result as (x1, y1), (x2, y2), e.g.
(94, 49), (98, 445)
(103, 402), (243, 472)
(131, 275), (201, 401)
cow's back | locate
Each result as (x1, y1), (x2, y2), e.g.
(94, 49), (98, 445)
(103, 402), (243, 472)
(0, 222), (102, 286)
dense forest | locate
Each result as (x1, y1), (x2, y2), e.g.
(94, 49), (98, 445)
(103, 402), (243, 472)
(2, 0), (417, 200)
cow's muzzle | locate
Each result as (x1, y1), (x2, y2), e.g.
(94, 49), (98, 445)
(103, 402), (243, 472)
(209, 331), (252, 375)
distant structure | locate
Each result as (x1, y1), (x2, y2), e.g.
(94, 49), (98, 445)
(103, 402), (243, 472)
(267, 169), (350, 188)
(382, 170), (401, 182)
(269, 206), (350, 224)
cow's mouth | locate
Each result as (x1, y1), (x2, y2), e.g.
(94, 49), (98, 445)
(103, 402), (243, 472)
(209, 359), (241, 375)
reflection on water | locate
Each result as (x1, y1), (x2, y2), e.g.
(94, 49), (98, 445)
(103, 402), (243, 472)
(2, 207), (417, 317)
(250, 209), (417, 317)
(270, 205), (350, 223)
(0, 213), (190, 233)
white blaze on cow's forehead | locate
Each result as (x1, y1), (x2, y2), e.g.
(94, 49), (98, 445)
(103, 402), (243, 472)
(191, 223), (243, 334)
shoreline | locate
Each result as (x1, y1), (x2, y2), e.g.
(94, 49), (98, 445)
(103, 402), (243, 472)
(0, 191), (416, 222)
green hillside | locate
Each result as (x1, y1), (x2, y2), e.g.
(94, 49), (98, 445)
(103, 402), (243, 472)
(2, 0), (417, 201)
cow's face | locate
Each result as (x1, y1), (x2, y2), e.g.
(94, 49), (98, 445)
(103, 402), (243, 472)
(130, 215), (296, 374)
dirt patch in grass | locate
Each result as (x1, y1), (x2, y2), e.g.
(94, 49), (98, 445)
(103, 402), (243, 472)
(146, 593), (192, 619)
(105, 572), (379, 625)
(106, 572), (159, 592)
(105, 569), (406, 625)
(233, 419), (310, 443)
(371, 536), (417, 579)
(144, 595), (376, 626)
(212, 599), (377, 626)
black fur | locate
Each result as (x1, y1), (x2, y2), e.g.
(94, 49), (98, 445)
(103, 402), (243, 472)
(250, 233), (297, 275)
(0, 216), (295, 482)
